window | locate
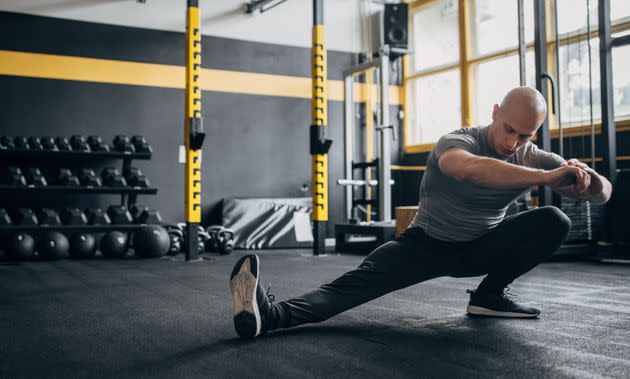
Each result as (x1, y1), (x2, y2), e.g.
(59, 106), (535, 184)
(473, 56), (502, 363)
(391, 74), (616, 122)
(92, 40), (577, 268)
(473, 52), (536, 126)
(556, 0), (598, 35)
(613, 45), (630, 119)
(408, 69), (461, 145)
(558, 38), (601, 125)
(411, 0), (459, 71)
(611, 0), (630, 22)
(470, 0), (534, 57)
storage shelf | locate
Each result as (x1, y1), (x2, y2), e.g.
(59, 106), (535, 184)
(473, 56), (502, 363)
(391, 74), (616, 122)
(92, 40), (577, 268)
(0, 185), (157, 194)
(0, 149), (151, 160)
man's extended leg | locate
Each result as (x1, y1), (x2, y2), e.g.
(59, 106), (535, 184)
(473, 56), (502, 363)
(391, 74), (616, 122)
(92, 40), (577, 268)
(229, 229), (454, 339)
(452, 206), (571, 317)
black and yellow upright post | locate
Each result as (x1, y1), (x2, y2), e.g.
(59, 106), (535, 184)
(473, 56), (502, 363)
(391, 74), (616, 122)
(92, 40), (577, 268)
(310, 0), (332, 256)
(184, 0), (205, 261)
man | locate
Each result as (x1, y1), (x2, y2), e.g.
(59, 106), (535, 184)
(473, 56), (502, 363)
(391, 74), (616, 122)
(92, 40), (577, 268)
(229, 87), (613, 340)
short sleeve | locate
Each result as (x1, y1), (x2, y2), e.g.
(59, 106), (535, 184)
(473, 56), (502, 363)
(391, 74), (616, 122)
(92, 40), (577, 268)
(432, 131), (479, 160)
(521, 142), (565, 170)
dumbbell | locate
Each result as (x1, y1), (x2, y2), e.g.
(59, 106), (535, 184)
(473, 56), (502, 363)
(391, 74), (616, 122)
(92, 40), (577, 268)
(85, 208), (111, 225)
(113, 135), (135, 153)
(40, 136), (57, 150)
(55, 137), (72, 151)
(37, 208), (61, 225)
(69, 135), (90, 152)
(13, 136), (28, 149)
(131, 136), (152, 154)
(25, 168), (47, 186)
(78, 169), (102, 187)
(124, 167), (150, 188)
(101, 168), (127, 187)
(27, 137), (43, 150)
(132, 206), (162, 224)
(87, 136), (110, 152)
(8, 167), (27, 186)
(206, 226), (234, 255)
(14, 208), (38, 225)
(106, 205), (133, 224)
(57, 169), (80, 187)
(165, 224), (183, 255)
(0, 208), (12, 225)
(1, 136), (15, 149)
(60, 208), (88, 225)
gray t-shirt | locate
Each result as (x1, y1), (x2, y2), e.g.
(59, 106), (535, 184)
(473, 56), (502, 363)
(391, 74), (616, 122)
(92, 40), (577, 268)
(410, 125), (565, 242)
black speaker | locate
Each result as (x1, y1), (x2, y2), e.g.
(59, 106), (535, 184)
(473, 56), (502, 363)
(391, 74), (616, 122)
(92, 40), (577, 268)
(384, 3), (408, 49)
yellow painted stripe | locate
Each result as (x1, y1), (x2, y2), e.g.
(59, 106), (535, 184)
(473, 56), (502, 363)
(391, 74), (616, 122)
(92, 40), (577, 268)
(0, 50), (402, 105)
(391, 165), (426, 171)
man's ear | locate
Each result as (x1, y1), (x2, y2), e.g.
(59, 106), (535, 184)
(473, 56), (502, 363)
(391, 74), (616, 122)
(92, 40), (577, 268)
(492, 104), (500, 121)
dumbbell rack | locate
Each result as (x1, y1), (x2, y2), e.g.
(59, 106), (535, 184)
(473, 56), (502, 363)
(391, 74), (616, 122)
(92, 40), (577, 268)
(0, 147), (157, 233)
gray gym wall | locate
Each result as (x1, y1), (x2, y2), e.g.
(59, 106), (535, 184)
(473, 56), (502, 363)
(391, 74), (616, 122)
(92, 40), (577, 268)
(0, 11), (405, 235)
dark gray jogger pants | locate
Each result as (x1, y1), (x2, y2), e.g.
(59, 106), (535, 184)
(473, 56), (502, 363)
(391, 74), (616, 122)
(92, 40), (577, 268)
(274, 206), (571, 329)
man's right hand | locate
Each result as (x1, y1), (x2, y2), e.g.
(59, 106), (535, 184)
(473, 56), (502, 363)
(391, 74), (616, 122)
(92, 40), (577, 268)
(544, 165), (591, 194)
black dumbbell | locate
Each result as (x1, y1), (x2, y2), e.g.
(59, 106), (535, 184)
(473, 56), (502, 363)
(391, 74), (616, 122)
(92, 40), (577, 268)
(69, 135), (90, 152)
(136, 208), (162, 224)
(165, 224), (183, 255)
(13, 136), (28, 149)
(60, 208), (88, 225)
(7, 167), (27, 186)
(1, 136), (15, 149)
(55, 137), (72, 151)
(131, 136), (152, 154)
(124, 167), (150, 188)
(85, 208), (111, 225)
(27, 137), (43, 150)
(107, 205), (133, 225)
(0, 208), (13, 226)
(40, 136), (57, 150)
(101, 168), (127, 187)
(14, 208), (38, 225)
(37, 208), (61, 225)
(206, 226), (234, 255)
(57, 169), (80, 187)
(87, 136), (110, 152)
(113, 135), (135, 153)
(25, 168), (47, 186)
(77, 169), (102, 187)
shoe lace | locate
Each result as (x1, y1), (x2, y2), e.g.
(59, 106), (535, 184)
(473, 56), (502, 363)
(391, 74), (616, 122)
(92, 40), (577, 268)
(265, 283), (275, 303)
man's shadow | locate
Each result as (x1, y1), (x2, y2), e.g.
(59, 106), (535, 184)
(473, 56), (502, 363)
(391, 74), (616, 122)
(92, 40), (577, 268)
(123, 315), (546, 377)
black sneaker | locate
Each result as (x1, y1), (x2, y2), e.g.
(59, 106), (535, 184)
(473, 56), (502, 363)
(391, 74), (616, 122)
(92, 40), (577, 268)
(229, 254), (277, 339)
(466, 288), (540, 318)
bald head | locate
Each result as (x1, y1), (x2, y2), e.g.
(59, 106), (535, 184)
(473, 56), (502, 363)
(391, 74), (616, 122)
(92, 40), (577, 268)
(499, 86), (547, 124)
(488, 87), (548, 157)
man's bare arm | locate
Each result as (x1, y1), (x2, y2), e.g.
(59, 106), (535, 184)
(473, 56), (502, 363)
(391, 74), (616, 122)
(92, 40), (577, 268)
(438, 148), (590, 190)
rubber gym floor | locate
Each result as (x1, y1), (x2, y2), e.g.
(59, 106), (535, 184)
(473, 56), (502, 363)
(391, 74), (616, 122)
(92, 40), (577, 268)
(2, 250), (630, 378)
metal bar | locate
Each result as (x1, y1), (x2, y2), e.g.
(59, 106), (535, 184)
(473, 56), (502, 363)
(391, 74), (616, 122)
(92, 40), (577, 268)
(554, 0), (563, 157)
(343, 59), (381, 78)
(343, 76), (354, 221)
(534, 0), (553, 207)
(599, 0), (617, 183)
(517, 0), (526, 86)
(377, 51), (392, 221)
(612, 33), (630, 47)
(586, 0), (596, 168)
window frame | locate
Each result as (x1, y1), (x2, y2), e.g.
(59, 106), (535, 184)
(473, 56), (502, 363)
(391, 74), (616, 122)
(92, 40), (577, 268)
(403, 0), (630, 154)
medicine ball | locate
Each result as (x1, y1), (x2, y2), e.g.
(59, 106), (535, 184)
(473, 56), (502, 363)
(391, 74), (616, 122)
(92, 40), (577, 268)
(133, 225), (170, 258)
(38, 231), (70, 260)
(6, 232), (36, 260)
(100, 231), (129, 258)
(69, 233), (97, 259)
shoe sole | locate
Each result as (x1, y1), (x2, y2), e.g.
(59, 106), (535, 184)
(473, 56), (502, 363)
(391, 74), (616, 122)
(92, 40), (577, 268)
(230, 254), (261, 339)
(467, 305), (539, 318)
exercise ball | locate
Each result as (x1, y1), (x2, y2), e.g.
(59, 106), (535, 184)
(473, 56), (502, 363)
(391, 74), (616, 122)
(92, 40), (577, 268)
(6, 232), (35, 260)
(38, 231), (70, 260)
(69, 233), (97, 259)
(100, 231), (129, 258)
(133, 225), (170, 258)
